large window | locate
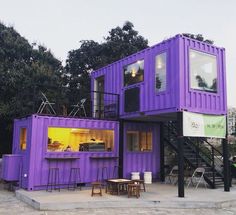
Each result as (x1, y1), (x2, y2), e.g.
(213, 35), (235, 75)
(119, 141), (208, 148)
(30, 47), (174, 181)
(190, 49), (217, 92)
(20, 128), (27, 150)
(47, 127), (114, 152)
(126, 131), (152, 152)
(155, 52), (167, 92)
(124, 60), (144, 86)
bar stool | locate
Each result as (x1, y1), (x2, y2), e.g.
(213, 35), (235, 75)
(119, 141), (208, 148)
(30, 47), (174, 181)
(96, 166), (109, 181)
(127, 183), (140, 198)
(46, 168), (60, 192)
(131, 179), (146, 192)
(112, 165), (119, 178)
(91, 181), (102, 196)
(68, 168), (81, 191)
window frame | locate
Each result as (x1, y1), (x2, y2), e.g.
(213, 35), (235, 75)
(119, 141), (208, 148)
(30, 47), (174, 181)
(189, 48), (218, 94)
(123, 59), (144, 87)
(46, 126), (115, 153)
(19, 127), (27, 151)
(126, 130), (153, 153)
(155, 52), (167, 93)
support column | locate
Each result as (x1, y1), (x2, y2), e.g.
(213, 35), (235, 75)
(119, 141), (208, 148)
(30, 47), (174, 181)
(177, 112), (184, 197)
(118, 119), (124, 178)
(223, 116), (230, 192)
(160, 123), (165, 182)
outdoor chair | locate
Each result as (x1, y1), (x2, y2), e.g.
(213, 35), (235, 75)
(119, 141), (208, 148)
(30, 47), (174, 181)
(187, 167), (207, 189)
(165, 165), (178, 184)
(69, 98), (87, 117)
(37, 92), (56, 115)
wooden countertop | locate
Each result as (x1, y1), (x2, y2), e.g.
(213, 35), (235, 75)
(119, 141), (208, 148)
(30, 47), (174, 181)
(45, 157), (80, 160)
(89, 156), (119, 159)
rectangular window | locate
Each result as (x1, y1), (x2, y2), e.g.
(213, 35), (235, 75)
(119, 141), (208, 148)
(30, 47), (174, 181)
(124, 87), (140, 112)
(190, 49), (217, 92)
(124, 60), (144, 86)
(47, 127), (114, 152)
(155, 52), (167, 92)
(20, 128), (27, 150)
(126, 130), (152, 152)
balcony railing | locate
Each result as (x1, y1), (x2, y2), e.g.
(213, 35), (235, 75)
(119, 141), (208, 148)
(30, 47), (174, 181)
(29, 90), (120, 120)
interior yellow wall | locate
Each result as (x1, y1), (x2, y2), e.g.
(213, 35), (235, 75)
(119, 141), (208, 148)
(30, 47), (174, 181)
(48, 127), (114, 151)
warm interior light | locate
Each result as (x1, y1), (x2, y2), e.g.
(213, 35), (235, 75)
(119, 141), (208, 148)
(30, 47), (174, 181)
(71, 128), (90, 134)
(131, 68), (136, 77)
(157, 58), (163, 69)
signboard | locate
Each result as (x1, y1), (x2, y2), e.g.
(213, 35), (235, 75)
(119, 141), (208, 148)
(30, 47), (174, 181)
(183, 111), (226, 138)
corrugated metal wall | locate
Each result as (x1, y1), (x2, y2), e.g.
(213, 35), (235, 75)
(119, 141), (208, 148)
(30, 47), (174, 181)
(28, 115), (119, 190)
(91, 34), (227, 117)
(123, 122), (160, 179)
(91, 36), (180, 118)
(179, 36), (227, 115)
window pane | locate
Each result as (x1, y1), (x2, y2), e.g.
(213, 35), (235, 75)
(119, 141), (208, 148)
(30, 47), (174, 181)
(126, 131), (139, 151)
(20, 128), (27, 150)
(124, 87), (140, 112)
(126, 130), (152, 152)
(190, 49), (217, 92)
(47, 127), (114, 152)
(124, 60), (144, 86)
(155, 53), (167, 92)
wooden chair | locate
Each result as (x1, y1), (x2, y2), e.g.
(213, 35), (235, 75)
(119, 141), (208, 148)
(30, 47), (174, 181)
(127, 183), (140, 198)
(91, 181), (102, 196)
(131, 179), (146, 192)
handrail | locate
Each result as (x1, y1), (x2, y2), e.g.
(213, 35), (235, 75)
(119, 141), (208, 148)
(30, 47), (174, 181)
(164, 121), (223, 173)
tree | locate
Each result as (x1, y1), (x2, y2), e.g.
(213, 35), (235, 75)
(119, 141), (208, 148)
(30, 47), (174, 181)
(182, 33), (214, 44)
(0, 23), (63, 156)
(64, 21), (148, 103)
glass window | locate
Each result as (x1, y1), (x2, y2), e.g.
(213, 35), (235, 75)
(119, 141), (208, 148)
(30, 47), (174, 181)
(190, 49), (217, 92)
(47, 127), (114, 152)
(155, 52), (167, 92)
(126, 130), (152, 152)
(124, 60), (144, 86)
(20, 128), (27, 150)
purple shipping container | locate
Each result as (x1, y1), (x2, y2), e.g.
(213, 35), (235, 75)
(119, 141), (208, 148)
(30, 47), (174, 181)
(91, 34), (227, 118)
(12, 115), (120, 190)
(4, 34), (228, 191)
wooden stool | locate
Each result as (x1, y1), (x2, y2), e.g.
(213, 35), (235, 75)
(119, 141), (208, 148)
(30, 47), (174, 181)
(132, 179), (146, 192)
(127, 184), (140, 198)
(91, 182), (102, 196)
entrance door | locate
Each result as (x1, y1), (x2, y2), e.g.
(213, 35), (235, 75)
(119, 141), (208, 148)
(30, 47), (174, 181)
(94, 76), (105, 118)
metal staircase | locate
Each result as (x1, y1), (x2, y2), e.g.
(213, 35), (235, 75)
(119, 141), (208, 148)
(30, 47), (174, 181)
(164, 121), (224, 188)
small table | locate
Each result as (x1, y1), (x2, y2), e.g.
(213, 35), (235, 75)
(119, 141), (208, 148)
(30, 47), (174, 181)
(106, 179), (132, 195)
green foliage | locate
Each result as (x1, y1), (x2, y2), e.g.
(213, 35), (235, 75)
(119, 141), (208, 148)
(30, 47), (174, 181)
(182, 33), (214, 44)
(0, 21), (148, 156)
(0, 23), (62, 156)
(64, 21), (148, 99)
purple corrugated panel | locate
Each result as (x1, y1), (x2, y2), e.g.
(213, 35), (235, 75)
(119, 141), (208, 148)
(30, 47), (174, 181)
(123, 122), (160, 180)
(1, 154), (22, 181)
(91, 34), (227, 118)
(24, 115), (119, 190)
(91, 35), (181, 119)
(179, 36), (227, 115)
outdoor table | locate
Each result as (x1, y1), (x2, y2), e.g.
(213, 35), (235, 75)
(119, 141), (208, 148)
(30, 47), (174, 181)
(106, 179), (132, 195)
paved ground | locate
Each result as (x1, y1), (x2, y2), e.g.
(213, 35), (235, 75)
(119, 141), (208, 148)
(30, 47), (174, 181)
(1, 183), (236, 215)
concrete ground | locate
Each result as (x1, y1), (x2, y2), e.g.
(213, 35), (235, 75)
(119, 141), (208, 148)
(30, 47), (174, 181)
(1, 182), (236, 214)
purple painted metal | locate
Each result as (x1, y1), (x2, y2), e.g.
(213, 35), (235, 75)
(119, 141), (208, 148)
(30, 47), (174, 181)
(91, 34), (227, 117)
(1, 154), (22, 181)
(11, 115), (119, 190)
(123, 122), (160, 180)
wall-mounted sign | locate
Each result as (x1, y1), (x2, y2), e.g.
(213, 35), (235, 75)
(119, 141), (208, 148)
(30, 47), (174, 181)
(183, 111), (226, 138)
